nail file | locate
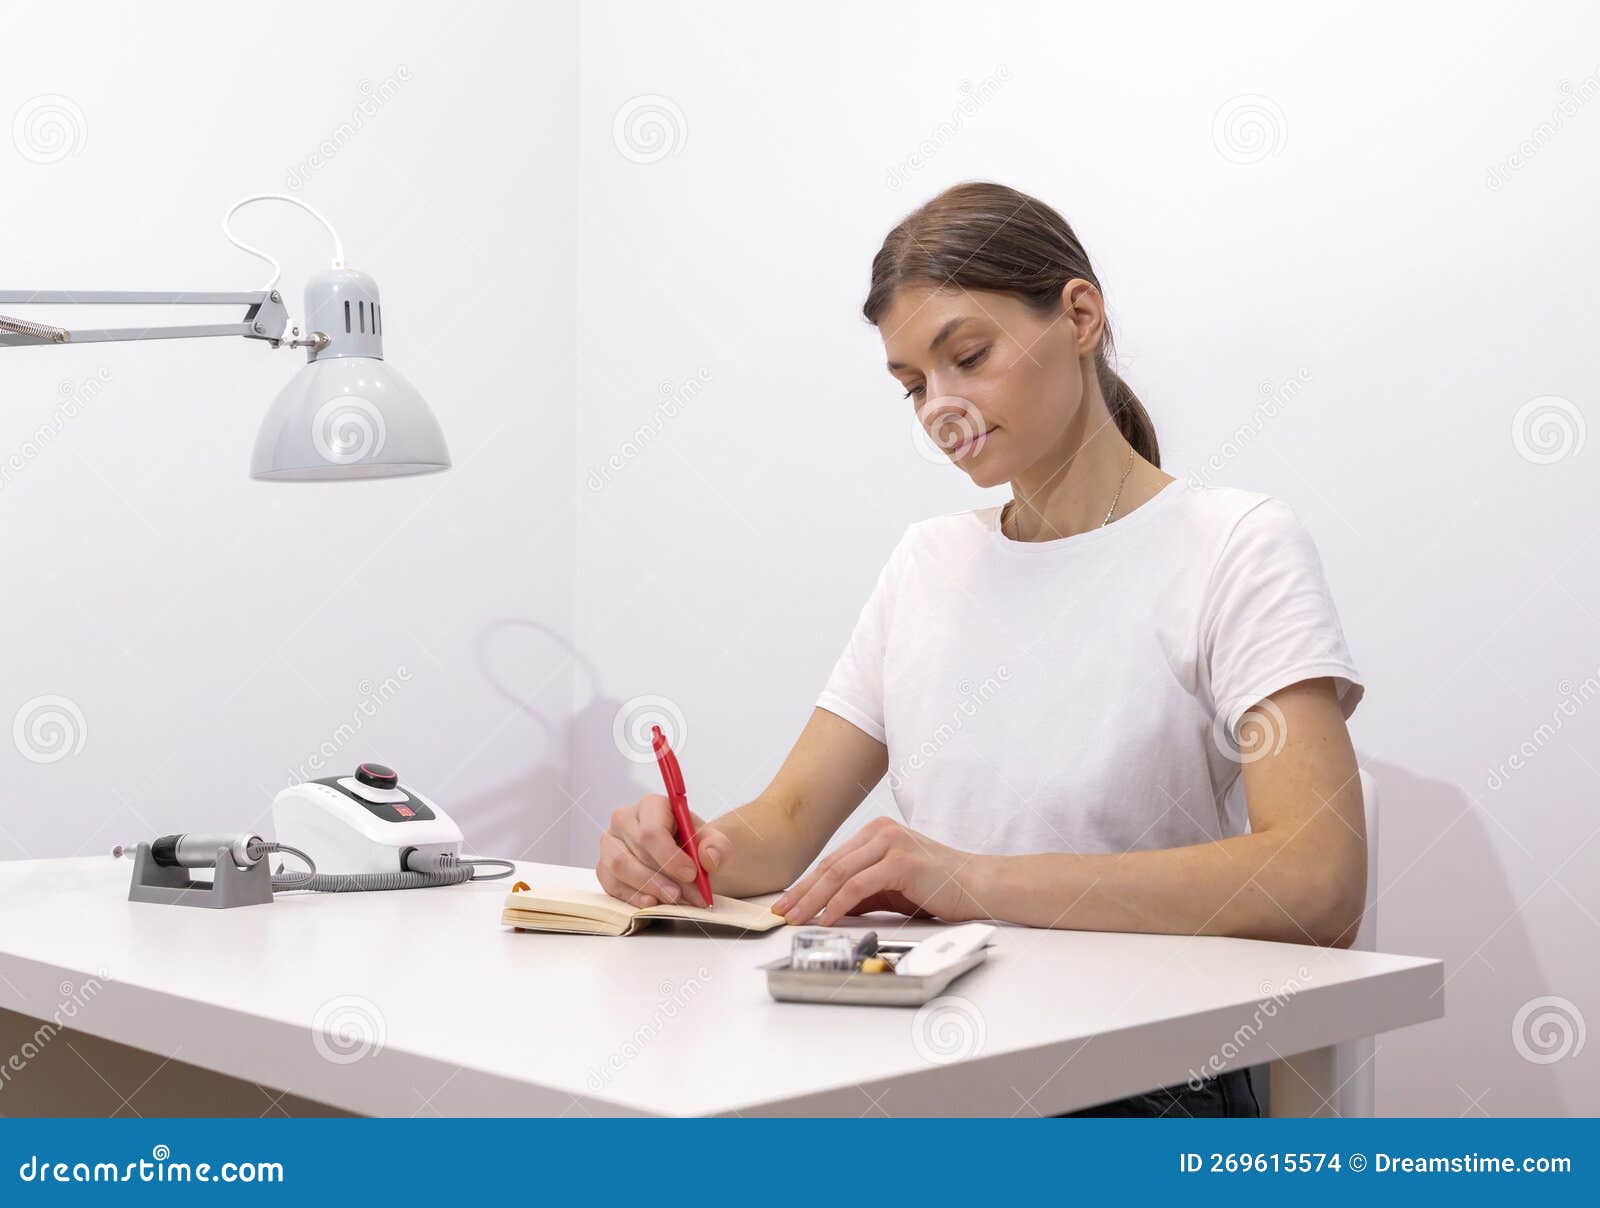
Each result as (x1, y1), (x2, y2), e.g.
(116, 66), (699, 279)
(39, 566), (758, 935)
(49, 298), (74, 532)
(895, 923), (996, 977)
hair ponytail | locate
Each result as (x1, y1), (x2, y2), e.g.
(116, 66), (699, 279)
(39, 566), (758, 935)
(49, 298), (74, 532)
(1097, 365), (1161, 468)
(864, 181), (1160, 468)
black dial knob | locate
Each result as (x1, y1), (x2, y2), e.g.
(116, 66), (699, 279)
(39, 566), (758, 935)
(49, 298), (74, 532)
(355, 762), (398, 790)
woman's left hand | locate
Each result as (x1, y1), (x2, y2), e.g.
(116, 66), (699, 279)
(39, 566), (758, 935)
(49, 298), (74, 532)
(771, 817), (990, 927)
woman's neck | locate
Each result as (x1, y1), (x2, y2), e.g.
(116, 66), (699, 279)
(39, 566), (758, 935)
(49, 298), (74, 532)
(1004, 419), (1172, 543)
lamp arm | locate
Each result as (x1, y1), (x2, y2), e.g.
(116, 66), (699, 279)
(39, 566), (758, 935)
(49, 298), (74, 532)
(0, 289), (292, 349)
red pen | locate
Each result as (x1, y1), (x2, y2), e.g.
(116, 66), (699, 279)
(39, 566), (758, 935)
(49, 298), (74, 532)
(650, 724), (715, 907)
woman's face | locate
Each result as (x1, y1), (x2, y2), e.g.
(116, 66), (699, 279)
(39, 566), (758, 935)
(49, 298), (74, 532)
(878, 282), (1100, 489)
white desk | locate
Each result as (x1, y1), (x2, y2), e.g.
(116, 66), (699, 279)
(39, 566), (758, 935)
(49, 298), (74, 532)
(0, 857), (1442, 1116)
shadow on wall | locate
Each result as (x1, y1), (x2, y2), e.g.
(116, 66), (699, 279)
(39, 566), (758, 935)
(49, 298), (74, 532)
(1363, 756), (1578, 1116)
(445, 619), (654, 870)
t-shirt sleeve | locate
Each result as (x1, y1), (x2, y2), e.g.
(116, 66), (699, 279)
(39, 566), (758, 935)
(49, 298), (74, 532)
(815, 529), (911, 745)
(1201, 498), (1365, 744)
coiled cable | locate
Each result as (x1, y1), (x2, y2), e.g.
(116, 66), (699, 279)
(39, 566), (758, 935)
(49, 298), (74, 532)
(268, 851), (515, 893)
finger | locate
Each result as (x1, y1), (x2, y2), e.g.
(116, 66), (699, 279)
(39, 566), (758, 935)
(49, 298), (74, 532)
(696, 826), (732, 873)
(673, 826), (733, 907)
(817, 864), (897, 927)
(634, 795), (704, 885)
(610, 798), (694, 887)
(779, 837), (886, 925)
(773, 825), (880, 915)
(598, 831), (684, 904)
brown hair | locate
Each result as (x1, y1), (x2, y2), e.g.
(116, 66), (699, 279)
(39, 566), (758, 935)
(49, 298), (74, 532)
(863, 181), (1159, 467)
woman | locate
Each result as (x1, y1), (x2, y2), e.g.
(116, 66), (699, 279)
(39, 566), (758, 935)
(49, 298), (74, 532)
(597, 182), (1367, 1117)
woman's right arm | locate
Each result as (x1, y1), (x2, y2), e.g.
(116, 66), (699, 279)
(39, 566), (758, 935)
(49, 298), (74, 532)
(597, 707), (887, 906)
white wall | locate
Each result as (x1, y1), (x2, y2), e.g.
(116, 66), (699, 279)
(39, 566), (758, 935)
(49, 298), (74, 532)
(4, 0), (1596, 1116)
(573, 1), (1600, 1116)
(1, 0), (581, 863)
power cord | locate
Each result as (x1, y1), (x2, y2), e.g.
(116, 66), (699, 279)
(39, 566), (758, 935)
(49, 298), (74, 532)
(268, 850), (516, 893)
(221, 193), (346, 290)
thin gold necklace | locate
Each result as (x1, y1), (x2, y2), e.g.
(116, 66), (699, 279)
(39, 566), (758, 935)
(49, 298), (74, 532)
(1002, 443), (1135, 541)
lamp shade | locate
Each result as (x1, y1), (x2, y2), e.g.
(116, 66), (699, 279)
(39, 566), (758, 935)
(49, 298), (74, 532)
(250, 355), (450, 481)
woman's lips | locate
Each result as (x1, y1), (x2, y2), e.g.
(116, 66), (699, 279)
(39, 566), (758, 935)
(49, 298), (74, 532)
(951, 426), (997, 458)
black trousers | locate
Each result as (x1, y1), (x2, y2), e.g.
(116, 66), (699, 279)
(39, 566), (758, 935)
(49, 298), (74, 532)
(1055, 1068), (1261, 1117)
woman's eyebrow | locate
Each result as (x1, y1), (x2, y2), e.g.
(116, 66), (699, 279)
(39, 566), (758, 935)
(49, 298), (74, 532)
(887, 316), (975, 371)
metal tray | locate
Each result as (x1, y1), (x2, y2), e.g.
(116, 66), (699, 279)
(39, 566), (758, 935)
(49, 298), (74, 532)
(761, 942), (990, 1006)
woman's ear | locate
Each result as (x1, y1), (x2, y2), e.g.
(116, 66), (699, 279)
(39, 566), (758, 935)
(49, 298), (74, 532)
(1060, 278), (1105, 356)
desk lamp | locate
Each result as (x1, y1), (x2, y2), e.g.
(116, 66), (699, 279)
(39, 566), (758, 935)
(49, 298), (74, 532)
(0, 194), (450, 480)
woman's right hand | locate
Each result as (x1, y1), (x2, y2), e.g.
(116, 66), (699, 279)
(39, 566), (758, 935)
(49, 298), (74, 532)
(598, 794), (733, 908)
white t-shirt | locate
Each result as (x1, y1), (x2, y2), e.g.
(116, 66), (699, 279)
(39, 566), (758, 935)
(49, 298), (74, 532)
(816, 479), (1365, 856)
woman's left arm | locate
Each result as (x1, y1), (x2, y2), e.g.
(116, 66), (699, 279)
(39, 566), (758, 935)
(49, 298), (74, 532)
(772, 677), (1367, 948)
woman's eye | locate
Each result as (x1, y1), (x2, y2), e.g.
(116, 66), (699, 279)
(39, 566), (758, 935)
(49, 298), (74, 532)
(956, 347), (989, 371)
(902, 383), (925, 400)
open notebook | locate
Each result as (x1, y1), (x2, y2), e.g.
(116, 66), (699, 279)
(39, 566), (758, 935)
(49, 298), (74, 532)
(501, 884), (787, 937)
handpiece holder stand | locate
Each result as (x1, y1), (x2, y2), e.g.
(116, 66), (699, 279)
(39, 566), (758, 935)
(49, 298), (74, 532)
(126, 842), (276, 909)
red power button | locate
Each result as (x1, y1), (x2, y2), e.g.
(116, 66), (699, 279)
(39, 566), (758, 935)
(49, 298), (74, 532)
(395, 804), (415, 818)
